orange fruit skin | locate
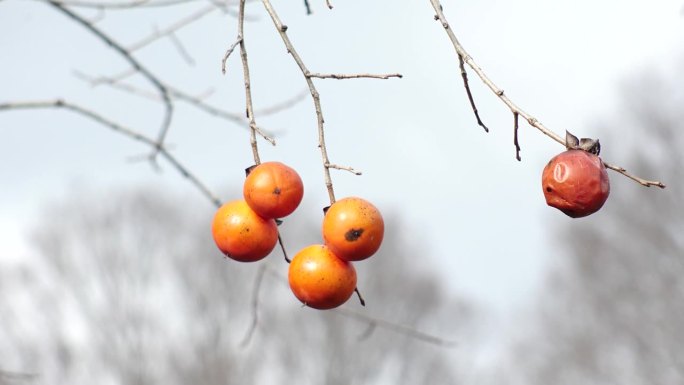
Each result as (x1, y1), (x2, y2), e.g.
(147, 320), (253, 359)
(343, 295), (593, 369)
(288, 244), (357, 310)
(211, 200), (278, 262)
(322, 197), (384, 262)
(542, 149), (610, 218)
(243, 162), (304, 219)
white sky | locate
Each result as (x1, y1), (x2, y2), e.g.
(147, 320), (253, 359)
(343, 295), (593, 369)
(1, 0), (683, 318)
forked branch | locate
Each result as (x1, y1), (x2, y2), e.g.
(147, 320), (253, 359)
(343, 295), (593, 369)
(428, 0), (665, 188)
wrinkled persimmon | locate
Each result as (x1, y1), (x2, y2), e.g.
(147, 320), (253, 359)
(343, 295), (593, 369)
(211, 199), (278, 262)
(542, 149), (610, 218)
(288, 244), (357, 310)
(322, 197), (384, 261)
(243, 161), (304, 219)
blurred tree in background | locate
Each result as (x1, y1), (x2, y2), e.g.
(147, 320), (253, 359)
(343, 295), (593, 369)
(503, 68), (684, 384)
(0, 188), (475, 384)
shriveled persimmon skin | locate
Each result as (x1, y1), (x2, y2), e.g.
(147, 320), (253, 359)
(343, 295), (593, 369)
(322, 197), (384, 261)
(542, 149), (610, 218)
(288, 245), (357, 310)
(243, 162), (304, 219)
(211, 200), (278, 262)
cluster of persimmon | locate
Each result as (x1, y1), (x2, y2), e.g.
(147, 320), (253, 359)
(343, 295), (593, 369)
(541, 132), (610, 218)
(211, 161), (384, 310)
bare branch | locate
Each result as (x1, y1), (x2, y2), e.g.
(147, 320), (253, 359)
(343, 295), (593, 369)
(240, 264), (266, 347)
(0, 100), (223, 207)
(326, 163), (362, 175)
(262, 267), (455, 347)
(303, 0), (311, 15)
(169, 32), (194, 65)
(458, 54), (488, 133)
(47, 1), (174, 162)
(277, 234), (290, 263)
(307, 73), (403, 80)
(236, 0), (265, 164)
(603, 162), (666, 188)
(128, 5), (217, 52)
(354, 287), (366, 306)
(333, 308), (457, 347)
(429, 0), (665, 188)
(261, 0), (341, 204)
(513, 111), (521, 161)
(221, 37), (242, 74)
(48, 0), (209, 10)
(253, 88), (308, 116)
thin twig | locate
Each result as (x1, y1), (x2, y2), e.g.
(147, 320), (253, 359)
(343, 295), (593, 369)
(47, 1), (174, 163)
(603, 162), (666, 188)
(128, 5), (217, 52)
(325, 0), (332, 10)
(303, 0), (311, 14)
(253, 88), (308, 116)
(236, 0), (262, 164)
(278, 234), (290, 263)
(262, 267), (455, 347)
(333, 308), (457, 347)
(307, 73), (403, 80)
(221, 37), (243, 74)
(326, 163), (362, 175)
(429, 0), (665, 189)
(513, 111), (521, 161)
(261, 0), (339, 203)
(240, 264), (266, 347)
(354, 287), (366, 306)
(458, 54), (488, 133)
(0, 100), (223, 207)
(50, 0), (209, 9)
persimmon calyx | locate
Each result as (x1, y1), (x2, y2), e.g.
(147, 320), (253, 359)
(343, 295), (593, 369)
(565, 130), (601, 155)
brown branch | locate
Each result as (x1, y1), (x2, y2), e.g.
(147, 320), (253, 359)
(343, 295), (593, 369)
(603, 162), (666, 188)
(429, 0), (665, 189)
(221, 37), (242, 74)
(513, 111), (521, 161)
(47, 0), (174, 163)
(307, 73), (403, 80)
(236, 0), (264, 165)
(261, 0), (341, 204)
(72, 70), (278, 144)
(326, 163), (362, 175)
(458, 54), (488, 133)
(0, 100), (223, 207)
(354, 287), (366, 306)
(277, 234), (290, 263)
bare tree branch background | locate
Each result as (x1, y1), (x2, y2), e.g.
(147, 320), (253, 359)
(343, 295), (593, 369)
(0, 1), (679, 383)
(0, 187), (476, 384)
(494, 67), (684, 385)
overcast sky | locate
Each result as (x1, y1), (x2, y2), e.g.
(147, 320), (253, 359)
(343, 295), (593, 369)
(1, 0), (683, 317)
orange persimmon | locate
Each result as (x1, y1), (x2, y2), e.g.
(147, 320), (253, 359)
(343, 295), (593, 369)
(243, 161), (304, 219)
(211, 199), (278, 262)
(288, 244), (357, 310)
(322, 197), (384, 262)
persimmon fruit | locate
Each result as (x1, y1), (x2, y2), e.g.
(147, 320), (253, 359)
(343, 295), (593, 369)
(243, 161), (304, 219)
(322, 197), (384, 261)
(288, 244), (357, 310)
(211, 199), (278, 262)
(542, 149), (610, 218)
